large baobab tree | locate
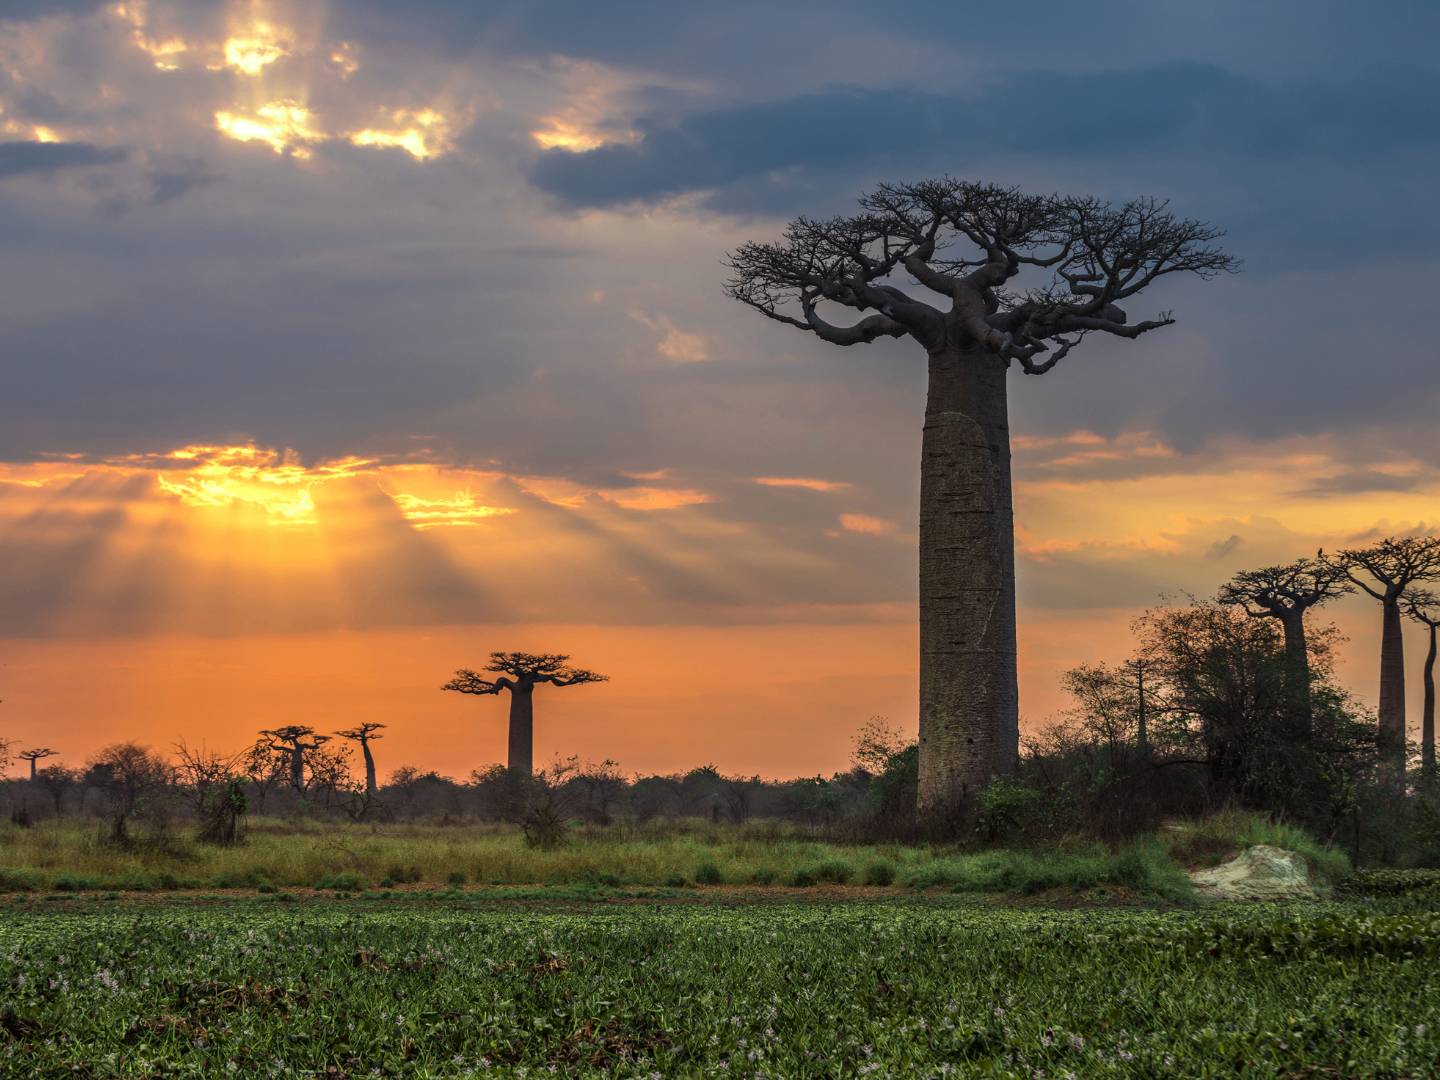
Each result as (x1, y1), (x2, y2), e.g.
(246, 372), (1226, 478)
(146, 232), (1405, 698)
(259, 725), (331, 794)
(335, 722), (385, 801)
(1405, 589), (1439, 789)
(1218, 557), (1352, 737)
(442, 652), (608, 776)
(18, 747), (58, 780)
(1330, 536), (1440, 778)
(725, 178), (1236, 814)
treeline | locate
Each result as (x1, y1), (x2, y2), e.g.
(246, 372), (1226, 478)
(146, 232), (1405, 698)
(0, 735), (903, 846)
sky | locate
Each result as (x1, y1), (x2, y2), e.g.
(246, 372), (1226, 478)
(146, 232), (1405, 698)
(2, 0), (1438, 780)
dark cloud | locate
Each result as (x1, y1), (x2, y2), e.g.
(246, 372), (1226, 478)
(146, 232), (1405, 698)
(0, 140), (126, 180)
(530, 65), (1440, 212)
(0, 0), (108, 19)
(1294, 470), (1437, 498)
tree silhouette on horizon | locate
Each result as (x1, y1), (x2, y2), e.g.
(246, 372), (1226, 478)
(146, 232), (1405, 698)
(442, 653), (608, 776)
(1218, 557), (1352, 738)
(726, 177), (1235, 815)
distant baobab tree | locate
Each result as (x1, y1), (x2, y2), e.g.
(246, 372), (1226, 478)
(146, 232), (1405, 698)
(1218, 558), (1352, 737)
(1329, 536), (1440, 778)
(18, 747), (58, 780)
(442, 652), (608, 776)
(260, 725), (331, 794)
(726, 178), (1236, 815)
(1406, 590), (1440, 788)
(335, 723), (386, 801)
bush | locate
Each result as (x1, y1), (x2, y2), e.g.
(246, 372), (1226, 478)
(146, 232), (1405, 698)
(314, 872), (366, 892)
(385, 865), (422, 885)
(0, 868), (38, 892)
(813, 860), (853, 884)
(693, 861), (724, 885)
(1338, 869), (1440, 899)
(664, 874), (689, 888)
(447, 871), (467, 886)
(53, 875), (103, 893)
(862, 861), (896, 886)
(750, 867), (778, 885)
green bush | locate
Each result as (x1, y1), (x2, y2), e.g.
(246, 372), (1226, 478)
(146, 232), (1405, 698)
(750, 867), (778, 885)
(53, 875), (104, 893)
(314, 873), (366, 892)
(0, 868), (38, 892)
(789, 868), (816, 887)
(862, 861), (896, 886)
(813, 860), (854, 885)
(1338, 869), (1440, 899)
(693, 861), (724, 885)
(385, 865), (423, 885)
(447, 871), (467, 886)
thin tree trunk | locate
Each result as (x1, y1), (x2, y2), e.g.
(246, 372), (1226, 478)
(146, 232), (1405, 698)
(917, 345), (1018, 816)
(1423, 625), (1436, 790)
(507, 686), (535, 776)
(1378, 596), (1408, 782)
(1279, 610), (1312, 739)
(362, 742), (377, 798)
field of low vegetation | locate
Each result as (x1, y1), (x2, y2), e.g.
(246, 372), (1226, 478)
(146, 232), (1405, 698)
(0, 811), (1346, 900)
(3, 897), (1438, 1077)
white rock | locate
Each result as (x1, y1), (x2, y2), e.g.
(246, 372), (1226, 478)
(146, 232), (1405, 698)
(1188, 844), (1316, 900)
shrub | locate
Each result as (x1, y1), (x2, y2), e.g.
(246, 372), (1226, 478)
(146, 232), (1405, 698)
(314, 872), (366, 892)
(863, 861), (896, 886)
(693, 861), (724, 885)
(0, 868), (38, 892)
(664, 874), (689, 888)
(447, 871), (467, 886)
(790, 868), (816, 887)
(750, 867), (778, 885)
(53, 875), (103, 893)
(385, 865), (422, 885)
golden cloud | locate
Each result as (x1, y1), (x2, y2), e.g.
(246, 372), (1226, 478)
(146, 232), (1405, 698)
(753, 477), (853, 493)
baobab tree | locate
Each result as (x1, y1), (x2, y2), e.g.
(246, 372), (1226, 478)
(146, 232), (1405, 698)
(442, 652), (608, 776)
(1329, 536), (1440, 778)
(1406, 589), (1439, 789)
(18, 747), (58, 780)
(335, 722), (385, 801)
(259, 725), (331, 794)
(1218, 557), (1352, 737)
(725, 178), (1235, 814)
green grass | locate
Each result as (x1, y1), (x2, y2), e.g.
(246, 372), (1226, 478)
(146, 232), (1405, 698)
(902, 841), (1194, 902)
(1159, 809), (1352, 884)
(1, 898), (1436, 1076)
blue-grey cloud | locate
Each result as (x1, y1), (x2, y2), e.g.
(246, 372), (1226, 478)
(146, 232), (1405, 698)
(530, 64), (1440, 212)
(0, 140), (126, 180)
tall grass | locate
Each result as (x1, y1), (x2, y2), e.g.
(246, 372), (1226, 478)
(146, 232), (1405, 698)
(0, 810), (1344, 899)
(1158, 809), (1351, 883)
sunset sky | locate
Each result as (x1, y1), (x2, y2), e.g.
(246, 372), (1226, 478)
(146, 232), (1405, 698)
(2, 1), (1438, 780)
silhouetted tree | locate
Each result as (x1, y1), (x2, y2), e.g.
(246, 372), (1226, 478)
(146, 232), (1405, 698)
(1330, 536), (1440, 778)
(335, 722), (386, 801)
(240, 739), (288, 813)
(260, 725), (332, 795)
(174, 742), (248, 845)
(1218, 557), (1352, 737)
(574, 758), (625, 825)
(86, 742), (173, 845)
(1406, 589), (1440, 790)
(18, 747), (58, 780)
(36, 764), (76, 815)
(442, 653), (608, 775)
(726, 179), (1235, 816)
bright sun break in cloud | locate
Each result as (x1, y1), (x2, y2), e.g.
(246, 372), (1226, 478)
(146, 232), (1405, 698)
(214, 99), (321, 157)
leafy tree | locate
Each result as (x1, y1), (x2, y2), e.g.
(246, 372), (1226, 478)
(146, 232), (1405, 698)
(442, 652), (608, 775)
(86, 743), (173, 846)
(726, 179), (1235, 815)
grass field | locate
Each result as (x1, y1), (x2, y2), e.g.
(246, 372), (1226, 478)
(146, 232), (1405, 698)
(1, 895), (1437, 1077)
(0, 811), (1341, 901)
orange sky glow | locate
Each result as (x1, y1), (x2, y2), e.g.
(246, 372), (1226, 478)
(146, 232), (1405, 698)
(1, 436), (1432, 780)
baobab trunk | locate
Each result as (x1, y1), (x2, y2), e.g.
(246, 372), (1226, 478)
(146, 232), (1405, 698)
(507, 685), (535, 776)
(361, 742), (377, 798)
(1422, 623), (1436, 789)
(1378, 596), (1408, 779)
(1279, 610), (1313, 739)
(289, 747), (305, 792)
(917, 346), (1018, 815)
